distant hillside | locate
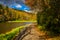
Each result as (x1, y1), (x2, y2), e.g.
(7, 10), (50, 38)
(0, 4), (36, 22)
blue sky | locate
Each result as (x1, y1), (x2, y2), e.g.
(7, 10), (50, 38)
(0, 0), (30, 11)
(9, 3), (30, 11)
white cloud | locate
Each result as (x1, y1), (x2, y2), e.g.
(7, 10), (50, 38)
(16, 4), (22, 8)
(24, 10), (32, 13)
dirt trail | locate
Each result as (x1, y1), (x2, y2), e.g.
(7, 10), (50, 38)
(13, 23), (47, 40)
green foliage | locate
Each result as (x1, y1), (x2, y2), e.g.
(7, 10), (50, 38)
(37, 0), (60, 35)
(0, 4), (3, 9)
(0, 27), (24, 40)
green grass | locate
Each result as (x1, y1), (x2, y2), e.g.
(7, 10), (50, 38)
(8, 20), (37, 22)
(38, 25), (46, 31)
(0, 26), (24, 40)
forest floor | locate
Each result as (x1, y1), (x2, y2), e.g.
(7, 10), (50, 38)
(13, 23), (60, 40)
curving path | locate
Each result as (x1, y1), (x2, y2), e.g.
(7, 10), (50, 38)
(13, 23), (46, 40)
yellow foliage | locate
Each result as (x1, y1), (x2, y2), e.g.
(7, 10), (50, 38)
(0, 5), (36, 21)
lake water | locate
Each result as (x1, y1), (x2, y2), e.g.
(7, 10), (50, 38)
(0, 22), (32, 33)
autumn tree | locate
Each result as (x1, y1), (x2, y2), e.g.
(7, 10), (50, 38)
(25, 0), (60, 35)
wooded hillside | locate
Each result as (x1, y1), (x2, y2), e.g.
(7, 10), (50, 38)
(0, 4), (36, 22)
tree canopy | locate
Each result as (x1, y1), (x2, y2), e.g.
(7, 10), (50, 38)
(25, 0), (60, 35)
